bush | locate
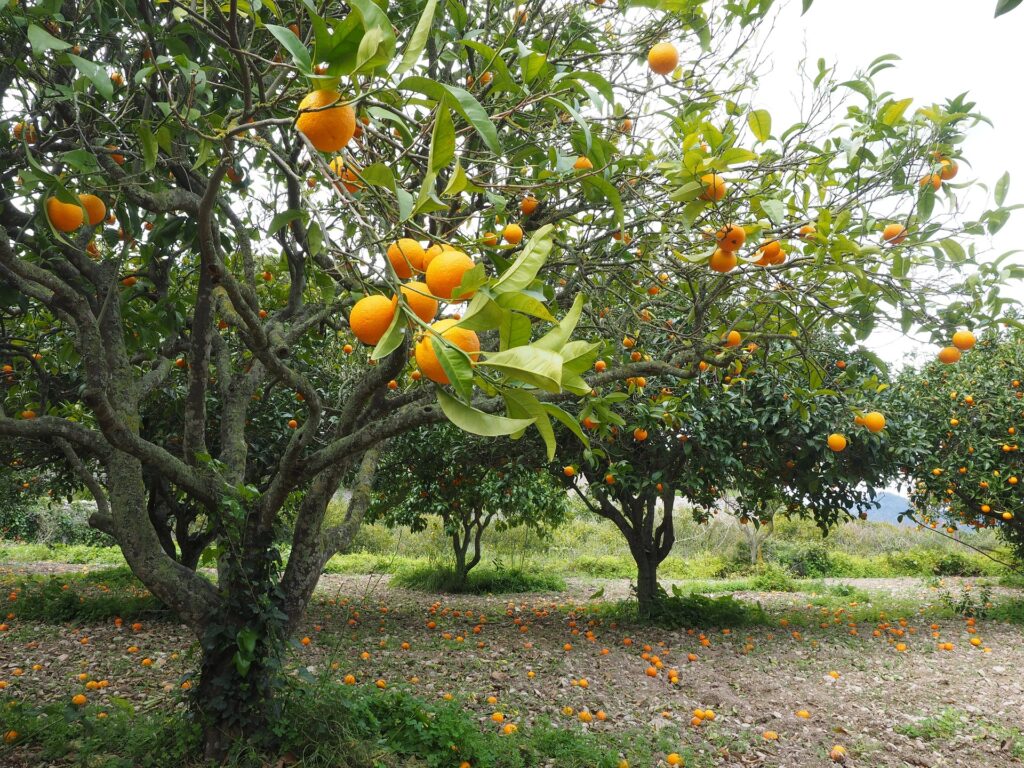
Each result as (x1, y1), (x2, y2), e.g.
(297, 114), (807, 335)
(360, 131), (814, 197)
(750, 563), (796, 592)
(567, 554), (635, 579)
(932, 552), (984, 577)
(643, 587), (765, 629)
(346, 522), (395, 554)
(390, 564), (565, 594)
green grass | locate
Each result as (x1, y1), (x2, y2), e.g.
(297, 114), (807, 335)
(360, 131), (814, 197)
(0, 541), (126, 565)
(390, 564), (566, 594)
(894, 708), (966, 741)
(0, 567), (167, 622)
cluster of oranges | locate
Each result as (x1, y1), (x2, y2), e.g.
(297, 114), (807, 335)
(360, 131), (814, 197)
(828, 410), (886, 453)
(937, 329), (976, 365)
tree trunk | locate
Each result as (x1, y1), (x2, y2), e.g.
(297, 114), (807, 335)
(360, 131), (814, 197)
(452, 532), (470, 591)
(635, 549), (660, 619)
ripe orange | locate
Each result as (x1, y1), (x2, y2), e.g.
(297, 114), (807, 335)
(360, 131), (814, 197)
(349, 295), (397, 345)
(952, 330), (976, 351)
(716, 224), (745, 251)
(106, 144), (125, 165)
(862, 411), (885, 433)
(647, 42), (679, 75)
(762, 730), (779, 740)
(937, 346), (961, 364)
(827, 433), (847, 452)
(425, 250), (476, 301)
(72, 694), (87, 706)
(414, 319), (480, 384)
(397, 281), (438, 323)
(78, 194), (106, 226)
(633, 427), (648, 441)
(482, 232), (498, 246)
(723, 330), (741, 347)
(328, 158), (363, 193)
(881, 223), (907, 245)
(708, 248), (737, 273)
(520, 196), (539, 215)
(296, 90), (356, 153)
(563, 466), (575, 477)
(700, 173), (726, 202)
(387, 238), (425, 279)
(754, 240), (782, 266)
(503, 223), (524, 244)
(573, 156), (594, 170)
(594, 360), (607, 372)
(797, 224), (816, 239)
(665, 753), (683, 766)
(422, 243), (454, 270)
(939, 159), (958, 180)
(46, 197), (84, 232)
(919, 173), (942, 191)
(829, 745), (847, 763)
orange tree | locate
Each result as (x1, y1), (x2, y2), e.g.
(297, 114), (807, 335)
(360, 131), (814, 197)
(0, 0), (1017, 753)
(559, 346), (914, 616)
(368, 425), (568, 590)
(894, 326), (1024, 559)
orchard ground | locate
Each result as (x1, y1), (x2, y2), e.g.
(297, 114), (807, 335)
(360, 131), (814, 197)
(2, 556), (1023, 767)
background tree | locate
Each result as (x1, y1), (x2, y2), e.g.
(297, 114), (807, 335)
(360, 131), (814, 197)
(369, 426), (568, 590)
(560, 349), (912, 617)
(895, 326), (1023, 561)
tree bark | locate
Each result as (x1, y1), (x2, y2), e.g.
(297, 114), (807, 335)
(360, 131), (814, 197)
(634, 548), (661, 619)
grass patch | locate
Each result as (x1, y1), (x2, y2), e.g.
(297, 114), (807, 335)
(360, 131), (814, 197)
(0, 567), (167, 622)
(321, 552), (425, 575)
(391, 564), (566, 594)
(894, 708), (965, 741)
(0, 541), (125, 565)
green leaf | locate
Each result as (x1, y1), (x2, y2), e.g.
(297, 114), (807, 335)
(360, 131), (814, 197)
(502, 389), (556, 459)
(996, 0), (1023, 16)
(995, 171), (1010, 206)
(429, 106), (455, 173)
(559, 340), (601, 376)
(398, 77), (500, 154)
(67, 54), (114, 100)
(430, 336), (474, 401)
(880, 98), (913, 126)
(233, 651), (252, 677)
(396, 0), (438, 73)
(60, 149), (100, 173)
(801, 0), (814, 13)
(458, 292), (507, 331)
(543, 403), (589, 447)
(718, 148), (756, 166)
(28, 24), (71, 56)
(494, 292), (555, 322)
(747, 109), (771, 142)
(760, 198), (785, 225)
(441, 160), (469, 197)
(266, 24), (312, 73)
(137, 125), (158, 172)
(267, 209), (305, 236)
(436, 390), (536, 436)
(371, 304), (405, 361)
(361, 163), (397, 191)
(499, 311), (532, 351)
(581, 176), (624, 228)
(492, 224), (554, 294)
(535, 294), (584, 352)
(480, 347), (563, 392)
(236, 627), (257, 655)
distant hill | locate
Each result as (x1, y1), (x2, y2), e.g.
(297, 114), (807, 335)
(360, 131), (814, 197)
(855, 491), (913, 526)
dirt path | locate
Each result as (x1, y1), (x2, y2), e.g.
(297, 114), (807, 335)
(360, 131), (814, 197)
(2, 564), (1023, 767)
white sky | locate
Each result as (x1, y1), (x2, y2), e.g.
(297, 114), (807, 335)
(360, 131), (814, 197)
(757, 0), (1024, 367)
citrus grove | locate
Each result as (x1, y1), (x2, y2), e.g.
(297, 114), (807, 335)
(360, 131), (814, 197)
(0, 0), (1020, 761)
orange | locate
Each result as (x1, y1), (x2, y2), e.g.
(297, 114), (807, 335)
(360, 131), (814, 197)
(665, 753), (683, 766)
(520, 196), (539, 215)
(414, 319), (480, 384)
(296, 90), (356, 153)
(716, 224), (745, 251)
(939, 159), (958, 180)
(46, 196), (84, 232)
(425, 250), (476, 301)
(647, 42), (679, 75)
(723, 330), (741, 347)
(563, 466), (575, 477)
(71, 694), (87, 706)
(700, 173), (726, 202)
(78, 194), (106, 226)
(503, 223), (524, 244)
(762, 730), (779, 740)
(422, 243), (455, 270)
(482, 232), (498, 246)
(573, 156), (594, 170)
(633, 427), (648, 441)
(755, 240), (781, 266)
(397, 281), (438, 323)
(829, 745), (847, 763)
(708, 248), (737, 273)
(827, 433), (847, 452)
(349, 295), (396, 345)
(106, 144), (125, 165)
(919, 173), (942, 191)
(862, 411), (885, 433)
(328, 158), (362, 193)
(937, 346), (961, 364)
(952, 330), (975, 351)
(387, 238), (425, 278)
(881, 223), (906, 245)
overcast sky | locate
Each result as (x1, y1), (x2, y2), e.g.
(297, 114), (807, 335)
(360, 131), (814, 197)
(757, 0), (1024, 366)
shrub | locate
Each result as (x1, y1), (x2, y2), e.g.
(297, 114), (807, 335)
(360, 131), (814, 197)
(567, 554), (635, 579)
(1, 567), (167, 622)
(643, 587), (765, 629)
(750, 563), (796, 592)
(391, 564), (565, 594)
(932, 552), (984, 577)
